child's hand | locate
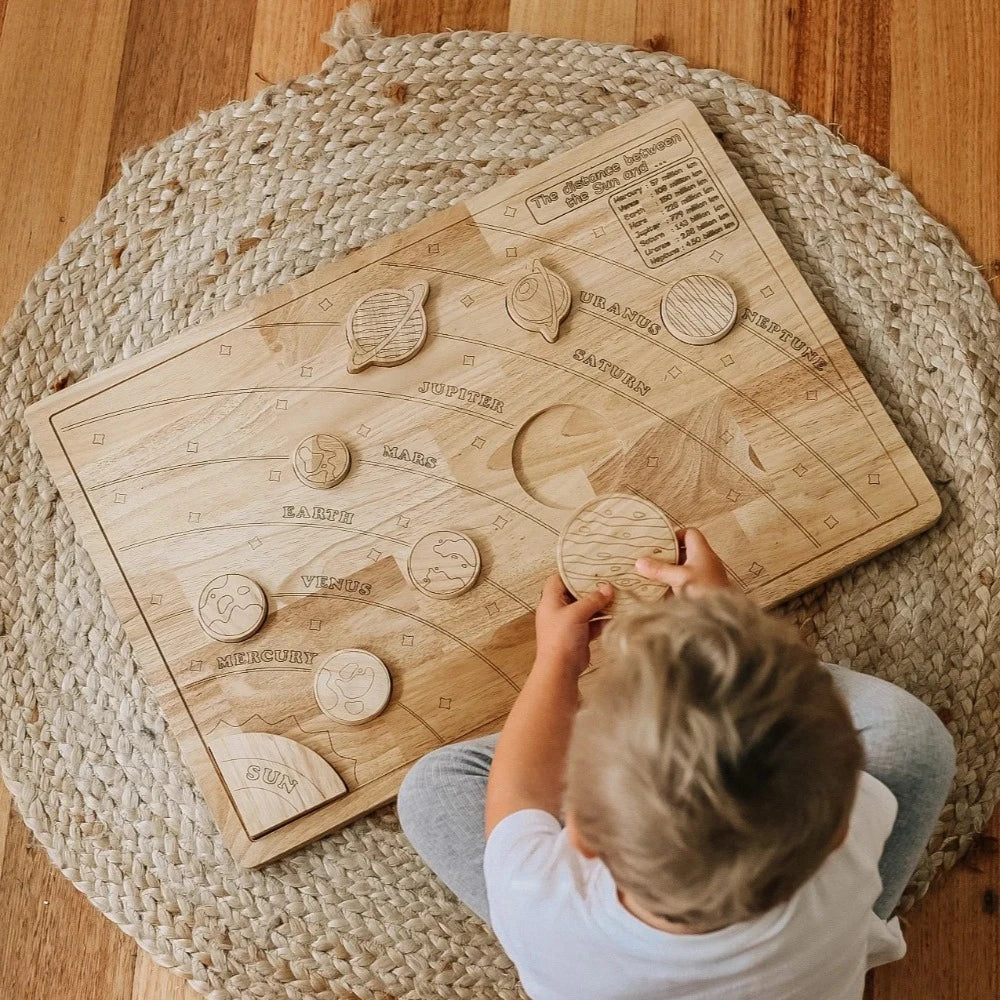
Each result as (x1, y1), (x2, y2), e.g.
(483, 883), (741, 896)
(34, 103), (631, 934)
(635, 527), (729, 597)
(534, 574), (614, 675)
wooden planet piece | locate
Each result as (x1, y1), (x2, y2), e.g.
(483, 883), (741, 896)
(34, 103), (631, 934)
(557, 494), (679, 614)
(314, 649), (392, 725)
(505, 259), (572, 343)
(292, 433), (351, 489)
(345, 280), (430, 373)
(407, 529), (482, 599)
(660, 274), (738, 345)
(197, 573), (268, 643)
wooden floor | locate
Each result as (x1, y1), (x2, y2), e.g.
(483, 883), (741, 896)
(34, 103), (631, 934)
(1, 1), (997, 998)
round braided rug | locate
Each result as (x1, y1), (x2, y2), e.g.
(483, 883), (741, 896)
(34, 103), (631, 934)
(2, 6), (999, 998)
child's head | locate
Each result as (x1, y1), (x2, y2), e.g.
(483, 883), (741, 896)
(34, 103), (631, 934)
(565, 589), (862, 928)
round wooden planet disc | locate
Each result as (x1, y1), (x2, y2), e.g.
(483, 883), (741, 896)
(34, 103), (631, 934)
(292, 433), (352, 489)
(314, 649), (392, 725)
(197, 573), (268, 643)
(557, 494), (679, 614)
(406, 529), (482, 599)
(660, 274), (738, 345)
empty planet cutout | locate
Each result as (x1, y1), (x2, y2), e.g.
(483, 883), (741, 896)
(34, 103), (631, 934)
(505, 259), (572, 343)
(557, 494), (678, 615)
(345, 281), (430, 373)
(407, 529), (482, 599)
(660, 273), (738, 346)
(292, 433), (351, 489)
(314, 649), (392, 725)
(197, 573), (268, 643)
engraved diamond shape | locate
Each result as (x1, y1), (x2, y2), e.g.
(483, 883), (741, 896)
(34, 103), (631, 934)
(402, 634), (415, 647)
(368, 547), (382, 561)
(793, 463), (808, 477)
(358, 424), (372, 438)
(219, 344), (232, 356)
(666, 366), (682, 380)
(249, 536), (262, 550)
(427, 243), (440, 255)
(721, 354), (734, 367)
(439, 697), (452, 709)
(396, 514), (410, 528)
(749, 561), (764, 577)
(114, 492), (126, 504)
(709, 250), (724, 262)
(276, 399), (288, 410)
(720, 431), (734, 444)
(505, 247), (517, 258)
(319, 297), (334, 311)
(269, 470), (281, 482)
(150, 593), (162, 606)
(593, 226), (606, 238)
(461, 294), (474, 307)
(187, 441), (199, 453)
(493, 515), (509, 530)
(504, 205), (517, 218)
(726, 489), (741, 502)
(824, 515), (839, 529)
(308, 619), (321, 631)
(806, 389), (818, 401)
(485, 601), (502, 616)
(760, 285), (774, 298)
(92, 433), (105, 445)
(868, 473), (881, 485)
(188, 511), (201, 523)
(472, 436), (486, 449)
(300, 365), (313, 378)
(189, 659), (203, 670)
(646, 456), (659, 468)
(463, 355), (475, 366)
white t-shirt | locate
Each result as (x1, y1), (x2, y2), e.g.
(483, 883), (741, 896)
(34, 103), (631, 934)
(484, 771), (906, 1000)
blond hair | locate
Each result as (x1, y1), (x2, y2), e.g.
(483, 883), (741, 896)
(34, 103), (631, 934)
(565, 589), (862, 928)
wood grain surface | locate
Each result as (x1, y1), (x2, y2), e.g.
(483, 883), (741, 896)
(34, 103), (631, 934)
(1, 1), (997, 998)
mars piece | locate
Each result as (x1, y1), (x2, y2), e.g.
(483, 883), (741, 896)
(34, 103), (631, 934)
(197, 573), (268, 642)
(314, 649), (392, 725)
(406, 529), (482, 599)
(557, 494), (679, 614)
(345, 280), (430, 373)
(660, 274), (738, 345)
(208, 731), (348, 839)
(505, 259), (572, 343)
(292, 432), (351, 489)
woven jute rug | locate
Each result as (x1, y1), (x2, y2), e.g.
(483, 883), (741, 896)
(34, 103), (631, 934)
(2, 5), (998, 998)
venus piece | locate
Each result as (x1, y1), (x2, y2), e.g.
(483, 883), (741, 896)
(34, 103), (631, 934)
(406, 529), (482, 599)
(505, 258), (572, 343)
(292, 433), (351, 489)
(345, 280), (430, 373)
(314, 649), (392, 725)
(197, 573), (268, 643)
(557, 494), (679, 615)
(660, 274), (738, 345)
(208, 731), (348, 839)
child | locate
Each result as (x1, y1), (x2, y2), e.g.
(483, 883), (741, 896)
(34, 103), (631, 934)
(397, 527), (955, 1000)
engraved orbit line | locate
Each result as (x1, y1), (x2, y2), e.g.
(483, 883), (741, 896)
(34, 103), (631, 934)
(434, 332), (819, 547)
(581, 307), (879, 520)
(272, 592), (521, 692)
(119, 521), (406, 553)
(362, 460), (558, 535)
(480, 221), (858, 408)
(61, 385), (513, 432)
(397, 702), (445, 743)
(378, 259), (506, 287)
(88, 454), (288, 492)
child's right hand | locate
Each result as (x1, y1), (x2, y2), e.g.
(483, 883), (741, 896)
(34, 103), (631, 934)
(635, 527), (729, 597)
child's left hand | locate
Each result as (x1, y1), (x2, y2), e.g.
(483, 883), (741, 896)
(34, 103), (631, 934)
(534, 574), (615, 675)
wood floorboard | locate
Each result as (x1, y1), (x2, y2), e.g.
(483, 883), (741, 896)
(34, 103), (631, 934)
(0, 2), (997, 998)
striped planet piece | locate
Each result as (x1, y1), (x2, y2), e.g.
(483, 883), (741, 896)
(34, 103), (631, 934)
(660, 273), (738, 345)
(345, 281), (429, 373)
(557, 493), (678, 615)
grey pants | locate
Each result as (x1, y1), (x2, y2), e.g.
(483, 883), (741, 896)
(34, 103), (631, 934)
(397, 664), (956, 923)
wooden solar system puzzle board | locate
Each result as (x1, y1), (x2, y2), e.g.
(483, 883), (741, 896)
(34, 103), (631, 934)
(27, 99), (941, 866)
